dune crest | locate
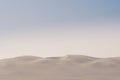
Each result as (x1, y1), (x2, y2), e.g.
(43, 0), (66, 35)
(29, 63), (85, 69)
(61, 55), (98, 61)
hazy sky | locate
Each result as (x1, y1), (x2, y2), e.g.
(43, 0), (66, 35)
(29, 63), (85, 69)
(0, 0), (120, 58)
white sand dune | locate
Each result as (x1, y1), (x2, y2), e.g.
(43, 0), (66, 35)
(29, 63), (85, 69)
(0, 55), (120, 80)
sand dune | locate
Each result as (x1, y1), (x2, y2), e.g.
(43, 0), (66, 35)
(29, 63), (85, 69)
(0, 55), (120, 80)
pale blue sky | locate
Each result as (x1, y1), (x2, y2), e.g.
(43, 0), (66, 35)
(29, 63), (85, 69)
(0, 0), (120, 29)
(0, 0), (120, 58)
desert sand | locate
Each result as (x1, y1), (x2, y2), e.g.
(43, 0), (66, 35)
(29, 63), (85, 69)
(0, 55), (120, 80)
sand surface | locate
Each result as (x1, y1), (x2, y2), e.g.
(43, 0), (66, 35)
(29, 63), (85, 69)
(0, 55), (120, 80)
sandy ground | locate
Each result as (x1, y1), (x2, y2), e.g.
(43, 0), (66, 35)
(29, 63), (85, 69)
(0, 55), (120, 80)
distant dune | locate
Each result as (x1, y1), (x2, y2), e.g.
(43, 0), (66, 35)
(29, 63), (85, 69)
(0, 55), (120, 80)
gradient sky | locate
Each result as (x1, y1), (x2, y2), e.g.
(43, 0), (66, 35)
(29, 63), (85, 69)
(0, 0), (120, 58)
